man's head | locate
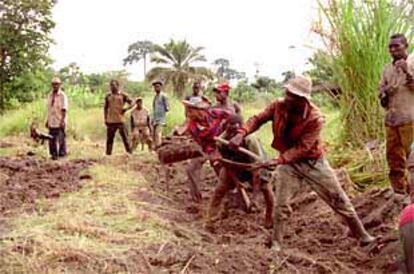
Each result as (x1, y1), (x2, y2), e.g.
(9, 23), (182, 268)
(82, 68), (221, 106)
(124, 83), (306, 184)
(183, 100), (210, 123)
(152, 79), (163, 93)
(110, 79), (120, 93)
(226, 114), (243, 137)
(389, 33), (409, 61)
(51, 77), (61, 92)
(283, 75), (312, 114)
(136, 97), (143, 109)
(192, 81), (202, 96)
(213, 82), (231, 103)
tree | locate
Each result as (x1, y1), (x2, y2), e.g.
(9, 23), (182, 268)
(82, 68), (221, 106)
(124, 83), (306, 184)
(213, 58), (230, 79)
(281, 70), (296, 84)
(0, 0), (56, 110)
(251, 76), (278, 92)
(147, 39), (213, 97)
(123, 40), (154, 79)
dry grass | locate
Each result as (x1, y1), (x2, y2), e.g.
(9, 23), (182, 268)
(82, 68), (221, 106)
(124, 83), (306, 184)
(0, 152), (175, 273)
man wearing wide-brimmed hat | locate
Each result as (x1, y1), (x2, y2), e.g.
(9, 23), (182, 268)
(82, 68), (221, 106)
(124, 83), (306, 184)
(229, 75), (375, 251)
(46, 77), (68, 160)
(151, 79), (169, 148)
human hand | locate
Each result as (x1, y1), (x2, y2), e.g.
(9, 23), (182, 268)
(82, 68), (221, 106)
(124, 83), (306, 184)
(395, 59), (409, 73)
(60, 120), (66, 129)
(229, 133), (244, 149)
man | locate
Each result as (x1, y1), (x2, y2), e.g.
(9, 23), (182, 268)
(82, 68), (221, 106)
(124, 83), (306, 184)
(152, 79), (170, 148)
(208, 114), (274, 229)
(46, 77), (68, 160)
(177, 100), (231, 169)
(230, 75), (374, 251)
(185, 81), (210, 104)
(104, 79), (133, 155)
(399, 202), (414, 273)
(379, 33), (414, 197)
(213, 82), (241, 114)
(185, 81), (211, 202)
(131, 97), (152, 151)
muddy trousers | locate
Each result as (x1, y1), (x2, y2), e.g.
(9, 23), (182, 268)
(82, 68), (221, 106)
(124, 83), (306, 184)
(186, 157), (207, 202)
(48, 127), (66, 160)
(106, 123), (131, 155)
(207, 168), (274, 228)
(400, 222), (414, 274)
(386, 124), (414, 194)
(131, 126), (152, 151)
(274, 158), (370, 245)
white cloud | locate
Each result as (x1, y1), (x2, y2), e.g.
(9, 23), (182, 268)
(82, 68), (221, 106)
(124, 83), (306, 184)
(50, 0), (319, 80)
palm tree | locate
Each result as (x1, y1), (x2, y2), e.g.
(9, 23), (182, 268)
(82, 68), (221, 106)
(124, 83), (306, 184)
(146, 39), (213, 97)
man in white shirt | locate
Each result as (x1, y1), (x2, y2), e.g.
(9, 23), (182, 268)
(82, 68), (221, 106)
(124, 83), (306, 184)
(46, 77), (68, 160)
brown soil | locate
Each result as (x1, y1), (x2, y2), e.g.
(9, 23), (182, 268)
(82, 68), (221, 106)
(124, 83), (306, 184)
(132, 158), (404, 274)
(0, 156), (93, 215)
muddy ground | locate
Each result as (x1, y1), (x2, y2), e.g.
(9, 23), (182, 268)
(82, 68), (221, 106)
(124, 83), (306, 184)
(132, 158), (403, 274)
(0, 147), (404, 273)
(0, 156), (93, 215)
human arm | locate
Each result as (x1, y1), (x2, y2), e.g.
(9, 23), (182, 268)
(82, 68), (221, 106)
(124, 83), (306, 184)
(163, 94), (170, 112)
(60, 93), (68, 128)
(234, 102), (242, 115)
(229, 101), (277, 148)
(104, 95), (109, 124)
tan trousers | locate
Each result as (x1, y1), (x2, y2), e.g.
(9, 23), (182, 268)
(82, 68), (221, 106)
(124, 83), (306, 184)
(386, 124), (414, 194)
(131, 126), (152, 151)
(274, 158), (366, 243)
(153, 124), (164, 148)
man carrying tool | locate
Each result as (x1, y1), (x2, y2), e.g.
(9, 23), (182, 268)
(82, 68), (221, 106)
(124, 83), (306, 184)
(379, 33), (414, 198)
(229, 75), (375, 251)
(104, 79), (133, 155)
(152, 79), (170, 149)
(131, 97), (152, 151)
(184, 81), (212, 202)
(46, 77), (68, 160)
(208, 114), (275, 229)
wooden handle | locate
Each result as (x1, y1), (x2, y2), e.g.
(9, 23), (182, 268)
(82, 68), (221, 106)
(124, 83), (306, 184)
(214, 137), (262, 161)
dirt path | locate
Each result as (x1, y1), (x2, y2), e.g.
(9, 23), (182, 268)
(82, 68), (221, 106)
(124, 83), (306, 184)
(131, 159), (403, 273)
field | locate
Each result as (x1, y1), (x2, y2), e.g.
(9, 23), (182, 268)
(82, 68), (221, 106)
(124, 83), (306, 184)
(0, 91), (401, 273)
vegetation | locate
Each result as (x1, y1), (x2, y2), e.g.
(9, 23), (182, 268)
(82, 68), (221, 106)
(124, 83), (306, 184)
(123, 40), (155, 78)
(146, 39), (213, 97)
(0, 0), (56, 110)
(314, 0), (414, 145)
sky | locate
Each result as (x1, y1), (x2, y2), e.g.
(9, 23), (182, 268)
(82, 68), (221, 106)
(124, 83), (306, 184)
(50, 0), (320, 81)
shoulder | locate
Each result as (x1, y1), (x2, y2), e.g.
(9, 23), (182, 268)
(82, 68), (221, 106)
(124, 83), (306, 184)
(105, 93), (112, 99)
(308, 102), (325, 124)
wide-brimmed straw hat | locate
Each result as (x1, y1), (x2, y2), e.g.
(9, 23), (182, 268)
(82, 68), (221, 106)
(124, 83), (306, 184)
(182, 99), (211, 110)
(283, 75), (312, 99)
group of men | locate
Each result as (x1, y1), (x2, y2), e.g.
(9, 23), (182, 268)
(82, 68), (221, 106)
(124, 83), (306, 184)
(174, 33), (414, 271)
(103, 79), (169, 155)
(42, 33), (414, 271)
(44, 78), (170, 159)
